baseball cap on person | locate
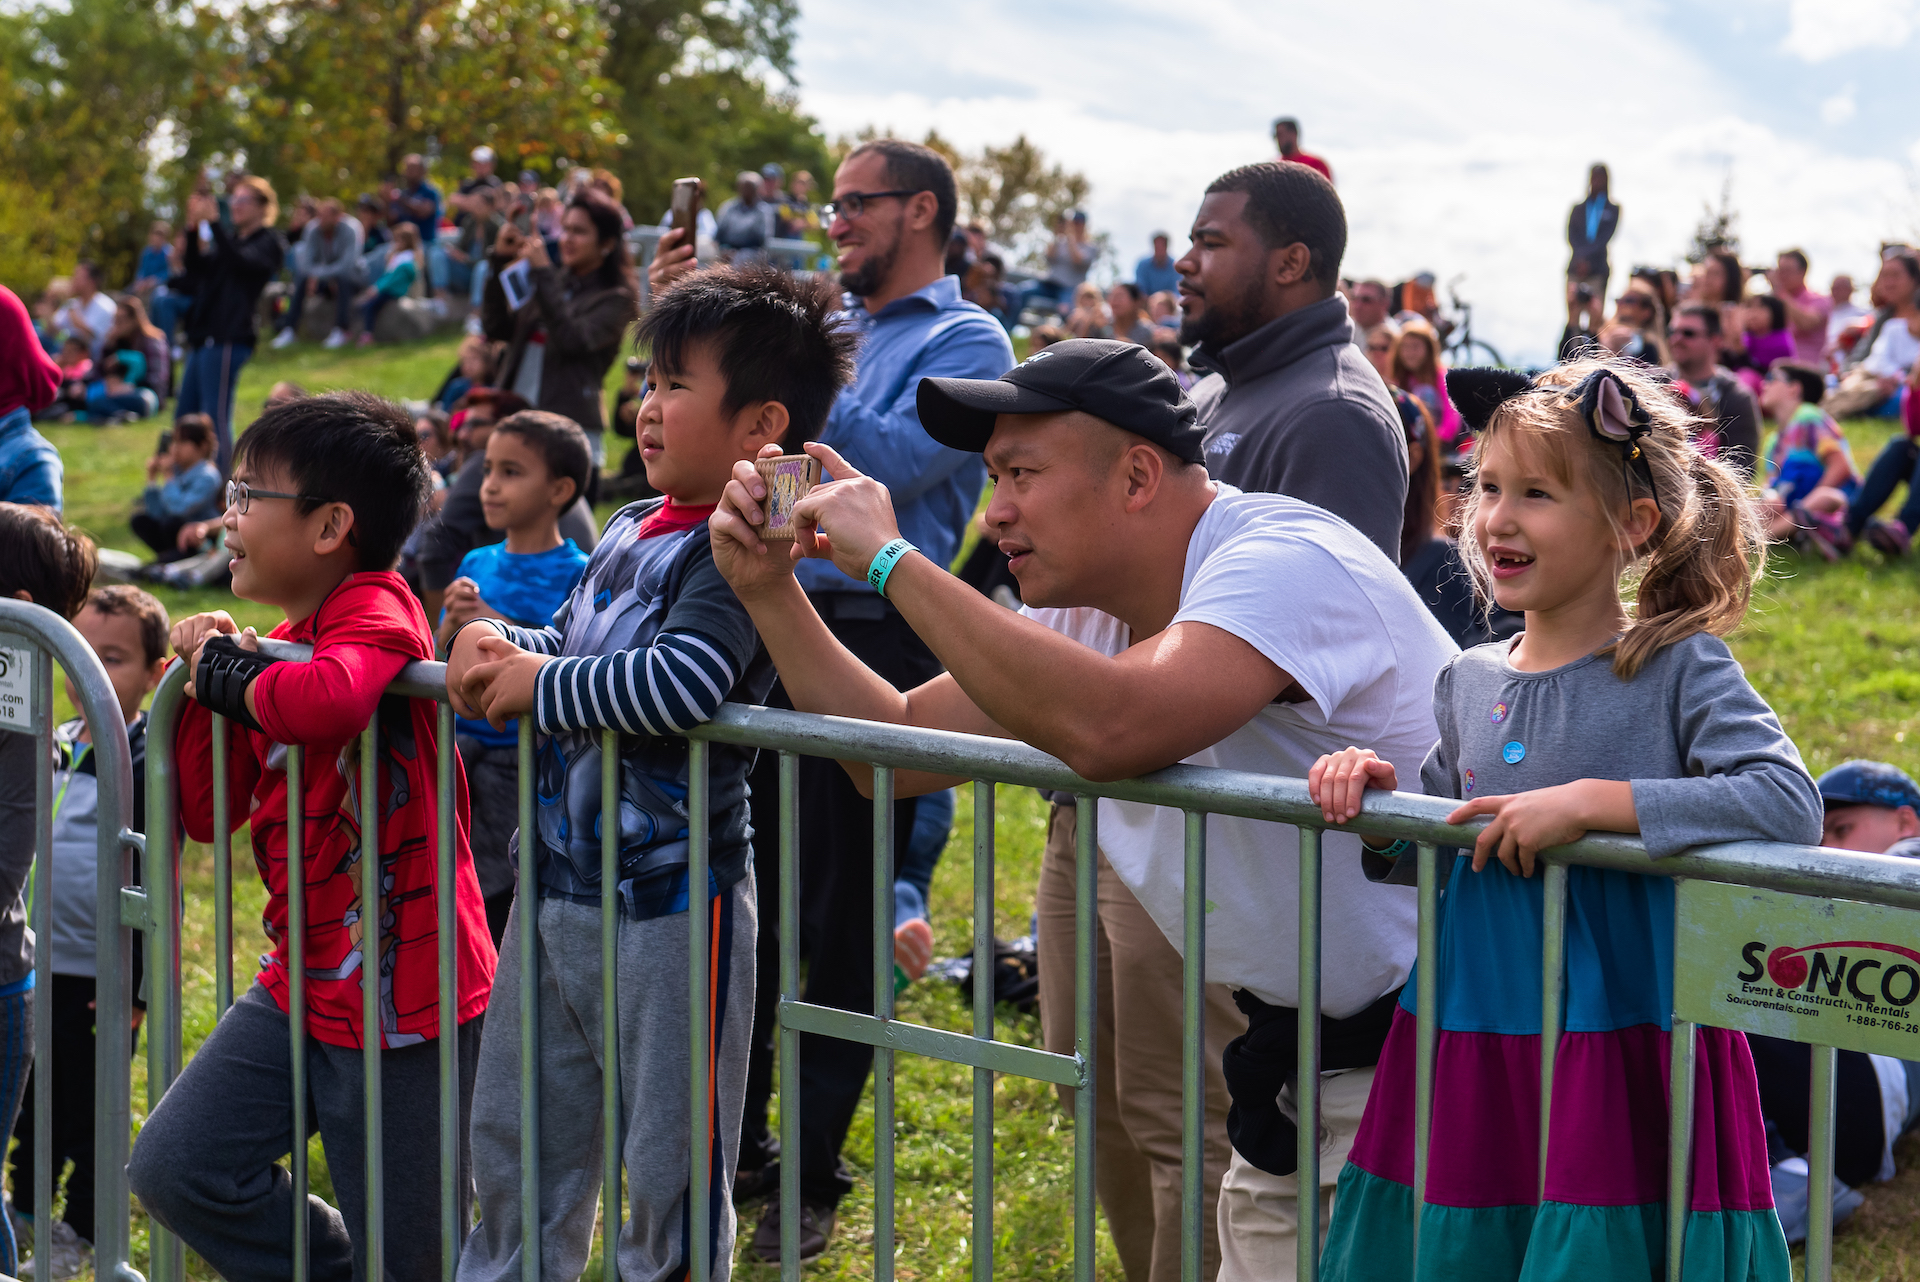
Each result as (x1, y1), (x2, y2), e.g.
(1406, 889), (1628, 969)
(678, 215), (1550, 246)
(1817, 760), (1920, 813)
(761, 162), (785, 180)
(471, 145), (496, 164)
(916, 338), (1203, 461)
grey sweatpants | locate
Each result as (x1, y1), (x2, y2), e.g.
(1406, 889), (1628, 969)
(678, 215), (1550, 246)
(457, 879), (757, 1282)
(128, 982), (482, 1282)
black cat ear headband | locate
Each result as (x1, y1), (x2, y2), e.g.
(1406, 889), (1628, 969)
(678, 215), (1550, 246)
(1447, 366), (1659, 502)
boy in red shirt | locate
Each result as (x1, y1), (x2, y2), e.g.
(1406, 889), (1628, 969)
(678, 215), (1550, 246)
(128, 391), (496, 1282)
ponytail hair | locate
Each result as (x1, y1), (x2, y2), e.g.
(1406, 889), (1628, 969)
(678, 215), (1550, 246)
(1457, 355), (1764, 679)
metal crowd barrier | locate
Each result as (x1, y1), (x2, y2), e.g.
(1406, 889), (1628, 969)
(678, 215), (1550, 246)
(0, 598), (1903, 1282)
(0, 600), (143, 1282)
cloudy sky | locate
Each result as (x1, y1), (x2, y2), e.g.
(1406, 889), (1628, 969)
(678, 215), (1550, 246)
(790, 0), (1920, 366)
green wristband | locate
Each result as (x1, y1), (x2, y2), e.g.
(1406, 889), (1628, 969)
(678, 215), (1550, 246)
(867, 537), (916, 598)
(1361, 837), (1412, 860)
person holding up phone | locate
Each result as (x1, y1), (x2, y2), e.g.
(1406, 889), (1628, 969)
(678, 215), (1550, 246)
(479, 190), (640, 497)
(175, 177), (285, 476)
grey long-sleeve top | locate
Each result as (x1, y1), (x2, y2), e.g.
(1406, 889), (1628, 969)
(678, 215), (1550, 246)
(1423, 630), (1821, 859)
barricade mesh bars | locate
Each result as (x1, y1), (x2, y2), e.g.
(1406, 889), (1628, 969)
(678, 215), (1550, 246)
(0, 601), (1910, 1280)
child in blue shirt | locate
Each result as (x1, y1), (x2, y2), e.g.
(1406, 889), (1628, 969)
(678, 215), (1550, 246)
(131, 415), (223, 562)
(437, 410), (594, 945)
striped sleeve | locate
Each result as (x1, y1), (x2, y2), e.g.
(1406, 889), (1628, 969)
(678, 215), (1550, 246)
(533, 630), (738, 736)
(494, 621), (566, 657)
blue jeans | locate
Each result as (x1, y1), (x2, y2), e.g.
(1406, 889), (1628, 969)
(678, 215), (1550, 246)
(1847, 435), (1920, 536)
(428, 243), (472, 294)
(893, 787), (954, 924)
(174, 342), (252, 475)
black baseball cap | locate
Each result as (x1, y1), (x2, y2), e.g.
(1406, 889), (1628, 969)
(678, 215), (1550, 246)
(917, 338), (1203, 462)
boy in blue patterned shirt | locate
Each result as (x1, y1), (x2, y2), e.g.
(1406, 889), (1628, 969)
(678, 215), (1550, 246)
(444, 265), (857, 1282)
(436, 409), (594, 944)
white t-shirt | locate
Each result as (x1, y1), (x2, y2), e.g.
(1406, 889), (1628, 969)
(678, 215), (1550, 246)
(1023, 486), (1458, 1015)
(1863, 317), (1920, 380)
(55, 291), (118, 362)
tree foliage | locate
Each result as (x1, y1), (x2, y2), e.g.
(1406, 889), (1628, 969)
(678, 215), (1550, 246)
(0, 0), (202, 289)
(593, 0), (831, 223)
(204, 0), (619, 196)
(0, 0), (829, 293)
(1687, 174), (1741, 264)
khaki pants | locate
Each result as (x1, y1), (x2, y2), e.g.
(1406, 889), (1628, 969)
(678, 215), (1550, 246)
(1216, 1066), (1374, 1282)
(1036, 803), (1247, 1282)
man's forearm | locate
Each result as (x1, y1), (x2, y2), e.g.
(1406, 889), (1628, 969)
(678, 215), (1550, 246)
(740, 576), (914, 725)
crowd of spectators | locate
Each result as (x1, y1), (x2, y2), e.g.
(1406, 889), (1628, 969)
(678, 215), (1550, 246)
(13, 113), (1920, 1276)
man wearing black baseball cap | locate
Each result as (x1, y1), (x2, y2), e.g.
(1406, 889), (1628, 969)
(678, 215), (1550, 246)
(1747, 759), (1920, 1244)
(709, 337), (1458, 1279)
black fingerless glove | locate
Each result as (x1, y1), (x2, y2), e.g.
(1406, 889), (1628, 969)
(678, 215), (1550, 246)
(195, 635), (279, 733)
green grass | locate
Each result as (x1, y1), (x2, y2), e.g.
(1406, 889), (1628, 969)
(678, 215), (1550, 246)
(36, 335), (1920, 1279)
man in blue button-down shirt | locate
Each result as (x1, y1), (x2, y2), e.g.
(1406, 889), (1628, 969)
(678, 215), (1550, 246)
(652, 136), (1013, 1262)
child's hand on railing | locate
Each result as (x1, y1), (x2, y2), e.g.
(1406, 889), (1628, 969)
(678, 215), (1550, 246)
(461, 633), (546, 730)
(1447, 780), (1635, 879)
(171, 611), (242, 698)
(1308, 747), (1397, 826)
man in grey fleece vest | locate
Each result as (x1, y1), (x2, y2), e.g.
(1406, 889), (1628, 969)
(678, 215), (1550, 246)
(1177, 161), (1408, 563)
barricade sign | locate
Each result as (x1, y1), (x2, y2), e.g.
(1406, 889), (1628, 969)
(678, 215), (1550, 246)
(1675, 880), (1920, 1058)
(0, 635), (36, 730)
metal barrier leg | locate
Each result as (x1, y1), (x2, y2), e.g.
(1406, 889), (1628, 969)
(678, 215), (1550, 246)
(359, 726), (385, 1280)
(287, 743), (309, 1282)
(437, 704), (459, 1281)
(144, 670), (191, 1282)
(1806, 1043), (1838, 1282)
(1412, 843), (1438, 1267)
(777, 754), (800, 1281)
(1180, 811), (1206, 1282)
(971, 781), (996, 1282)
(517, 720), (540, 1282)
(214, 715), (234, 1016)
(602, 728), (622, 1281)
(871, 765), (897, 1282)
(690, 740), (712, 1282)
(1539, 861), (1568, 1202)
(31, 651), (53, 1272)
(1665, 1018), (1696, 1282)
(1296, 827), (1323, 1282)
(1072, 797), (1097, 1282)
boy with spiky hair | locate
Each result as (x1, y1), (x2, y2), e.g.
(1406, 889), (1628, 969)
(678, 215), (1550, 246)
(446, 265), (856, 1282)
(129, 391), (496, 1282)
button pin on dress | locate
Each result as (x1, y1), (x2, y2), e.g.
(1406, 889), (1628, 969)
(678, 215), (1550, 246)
(1502, 741), (1526, 765)
(1490, 701), (1509, 724)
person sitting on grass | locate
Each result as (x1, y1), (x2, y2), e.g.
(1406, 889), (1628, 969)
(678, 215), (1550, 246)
(36, 338), (93, 422)
(1739, 294), (1795, 395)
(82, 349), (159, 423)
(128, 391), (496, 1282)
(433, 410), (592, 947)
(1843, 349), (1920, 556)
(1748, 760), (1920, 1246)
(355, 220), (420, 346)
(1757, 361), (1860, 559)
(131, 414), (222, 563)
(0, 505), (98, 1279)
(443, 264), (855, 1282)
(7, 586), (167, 1282)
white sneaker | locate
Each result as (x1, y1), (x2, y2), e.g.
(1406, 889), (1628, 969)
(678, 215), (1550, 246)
(269, 327), (297, 349)
(18, 1218), (92, 1280)
(322, 327), (349, 350)
(429, 297), (450, 319)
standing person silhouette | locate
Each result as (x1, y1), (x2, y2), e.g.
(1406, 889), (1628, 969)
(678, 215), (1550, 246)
(1565, 164), (1619, 341)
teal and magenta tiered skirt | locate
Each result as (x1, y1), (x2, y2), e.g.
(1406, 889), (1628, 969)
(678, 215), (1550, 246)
(1320, 859), (1791, 1281)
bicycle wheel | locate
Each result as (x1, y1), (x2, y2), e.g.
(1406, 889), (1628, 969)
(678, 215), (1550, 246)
(1448, 337), (1504, 367)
